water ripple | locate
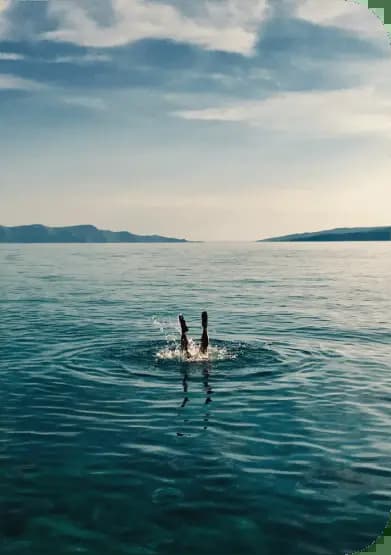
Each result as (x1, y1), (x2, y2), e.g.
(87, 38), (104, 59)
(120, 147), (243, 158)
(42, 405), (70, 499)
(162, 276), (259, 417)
(1, 243), (390, 555)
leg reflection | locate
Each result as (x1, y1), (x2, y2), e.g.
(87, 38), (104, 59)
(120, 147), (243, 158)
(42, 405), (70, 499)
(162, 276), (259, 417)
(178, 364), (214, 432)
(181, 368), (189, 408)
(202, 362), (213, 430)
(203, 363), (213, 405)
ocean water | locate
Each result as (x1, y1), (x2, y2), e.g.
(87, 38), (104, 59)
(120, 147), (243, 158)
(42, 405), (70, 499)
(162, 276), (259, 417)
(1, 242), (390, 555)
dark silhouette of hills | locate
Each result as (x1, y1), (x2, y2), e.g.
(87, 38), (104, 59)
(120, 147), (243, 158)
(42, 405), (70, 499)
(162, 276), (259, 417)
(259, 226), (391, 242)
(0, 225), (188, 243)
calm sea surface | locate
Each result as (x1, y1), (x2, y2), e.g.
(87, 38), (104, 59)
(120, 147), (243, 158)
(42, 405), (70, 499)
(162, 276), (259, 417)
(1, 243), (390, 555)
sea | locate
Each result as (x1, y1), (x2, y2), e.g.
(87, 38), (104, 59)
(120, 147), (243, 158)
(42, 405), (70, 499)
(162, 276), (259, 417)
(1, 242), (390, 555)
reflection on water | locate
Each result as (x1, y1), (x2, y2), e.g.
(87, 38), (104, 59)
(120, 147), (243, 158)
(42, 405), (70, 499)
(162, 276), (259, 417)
(1, 243), (391, 555)
(179, 363), (213, 430)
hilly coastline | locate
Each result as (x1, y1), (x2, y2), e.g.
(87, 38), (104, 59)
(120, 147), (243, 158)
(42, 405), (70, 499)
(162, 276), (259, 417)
(0, 225), (188, 243)
(259, 226), (391, 242)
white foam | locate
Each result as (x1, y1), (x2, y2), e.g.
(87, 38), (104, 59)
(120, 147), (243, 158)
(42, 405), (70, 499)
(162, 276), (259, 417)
(152, 316), (236, 362)
(156, 338), (234, 362)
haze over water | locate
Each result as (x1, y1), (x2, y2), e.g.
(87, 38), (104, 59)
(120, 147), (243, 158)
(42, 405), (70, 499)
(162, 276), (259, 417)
(1, 242), (390, 555)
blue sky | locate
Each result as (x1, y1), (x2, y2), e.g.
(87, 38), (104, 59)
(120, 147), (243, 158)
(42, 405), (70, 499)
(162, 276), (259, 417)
(1, 0), (390, 240)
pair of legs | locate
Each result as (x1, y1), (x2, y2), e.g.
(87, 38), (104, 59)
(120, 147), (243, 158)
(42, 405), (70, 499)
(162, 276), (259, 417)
(179, 311), (208, 357)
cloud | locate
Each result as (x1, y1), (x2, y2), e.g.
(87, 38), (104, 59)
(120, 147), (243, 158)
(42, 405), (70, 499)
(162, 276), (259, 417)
(296, 0), (387, 40)
(0, 52), (24, 60)
(174, 85), (391, 138)
(0, 0), (10, 37)
(0, 73), (45, 90)
(53, 53), (111, 64)
(61, 95), (106, 110)
(43, 0), (268, 55)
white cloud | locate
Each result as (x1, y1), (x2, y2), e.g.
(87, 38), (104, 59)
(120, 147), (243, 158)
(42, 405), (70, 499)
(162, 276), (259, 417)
(0, 52), (24, 61)
(296, 0), (387, 40)
(43, 0), (267, 55)
(61, 95), (106, 110)
(297, 0), (361, 23)
(0, 0), (11, 37)
(53, 53), (111, 64)
(0, 73), (44, 90)
(0, 52), (110, 64)
(175, 86), (391, 138)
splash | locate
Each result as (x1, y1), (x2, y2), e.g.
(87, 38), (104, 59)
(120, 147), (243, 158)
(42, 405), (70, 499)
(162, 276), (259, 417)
(152, 317), (235, 362)
(156, 339), (234, 362)
(152, 315), (178, 343)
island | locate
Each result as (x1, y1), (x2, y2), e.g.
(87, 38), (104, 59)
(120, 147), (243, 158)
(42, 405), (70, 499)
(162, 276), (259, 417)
(0, 224), (188, 243)
(259, 226), (391, 242)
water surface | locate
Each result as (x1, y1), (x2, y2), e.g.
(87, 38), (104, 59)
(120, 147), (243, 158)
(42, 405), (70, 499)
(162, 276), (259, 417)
(1, 243), (390, 554)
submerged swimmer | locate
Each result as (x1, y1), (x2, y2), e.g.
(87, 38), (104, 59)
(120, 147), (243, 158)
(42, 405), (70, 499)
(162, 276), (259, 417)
(178, 311), (209, 358)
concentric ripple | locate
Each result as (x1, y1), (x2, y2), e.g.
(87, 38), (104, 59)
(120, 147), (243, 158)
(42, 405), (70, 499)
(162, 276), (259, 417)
(1, 243), (390, 555)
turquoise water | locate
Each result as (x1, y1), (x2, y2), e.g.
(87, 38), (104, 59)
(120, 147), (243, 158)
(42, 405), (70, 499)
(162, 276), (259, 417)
(1, 243), (390, 555)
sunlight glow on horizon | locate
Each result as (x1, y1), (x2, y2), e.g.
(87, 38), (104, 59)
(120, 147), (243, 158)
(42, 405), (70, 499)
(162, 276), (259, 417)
(1, 0), (390, 241)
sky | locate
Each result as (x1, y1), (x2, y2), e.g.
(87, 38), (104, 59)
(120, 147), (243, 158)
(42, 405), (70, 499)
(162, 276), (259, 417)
(0, 0), (390, 241)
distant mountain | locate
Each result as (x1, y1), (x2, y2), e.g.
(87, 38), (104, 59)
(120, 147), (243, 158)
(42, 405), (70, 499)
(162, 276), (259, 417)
(0, 225), (188, 243)
(259, 226), (391, 242)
